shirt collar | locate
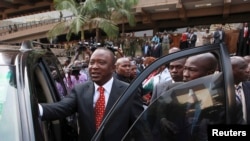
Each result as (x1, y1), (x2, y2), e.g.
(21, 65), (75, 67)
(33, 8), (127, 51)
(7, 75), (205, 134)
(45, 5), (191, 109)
(94, 77), (114, 94)
(235, 82), (243, 89)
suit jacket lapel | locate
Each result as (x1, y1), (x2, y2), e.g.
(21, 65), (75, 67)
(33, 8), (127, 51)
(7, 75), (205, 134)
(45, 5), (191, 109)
(105, 79), (123, 116)
(82, 82), (96, 129)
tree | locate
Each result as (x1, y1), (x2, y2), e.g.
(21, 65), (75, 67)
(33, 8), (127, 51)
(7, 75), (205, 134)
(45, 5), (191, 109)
(48, 0), (138, 43)
(48, 0), (87, 41)
(48, 0), (119, 42)
(83, 0), (119, 42)
(111, 0), (138, 39)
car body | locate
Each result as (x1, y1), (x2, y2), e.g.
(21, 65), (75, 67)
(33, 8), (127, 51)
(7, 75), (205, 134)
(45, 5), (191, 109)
(92, 43), (240, 140)
(0, 41), (77, 141)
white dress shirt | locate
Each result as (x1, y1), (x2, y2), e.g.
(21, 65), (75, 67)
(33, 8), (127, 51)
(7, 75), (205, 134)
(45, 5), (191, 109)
(93, 77), (113, 107)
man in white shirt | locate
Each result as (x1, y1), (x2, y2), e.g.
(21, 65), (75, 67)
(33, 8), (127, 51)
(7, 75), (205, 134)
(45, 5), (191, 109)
(39, 48), (144, 140)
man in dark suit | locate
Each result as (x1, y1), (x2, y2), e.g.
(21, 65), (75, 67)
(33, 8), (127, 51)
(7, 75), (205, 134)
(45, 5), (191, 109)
(151, 40), (162, 58)
(148, 53), (221, 141)
(40, 48), (144, 141)
(113, 57), (132, 83)
(213, 26), (225, 44)
(142, 41), (152, 57)
(188, 29), (197, 47)
(231, 56), (250, 124)
(236, 22), (250, 56)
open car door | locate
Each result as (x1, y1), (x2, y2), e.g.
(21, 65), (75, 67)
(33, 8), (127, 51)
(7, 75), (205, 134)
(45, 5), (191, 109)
(91, 43), (238, 141)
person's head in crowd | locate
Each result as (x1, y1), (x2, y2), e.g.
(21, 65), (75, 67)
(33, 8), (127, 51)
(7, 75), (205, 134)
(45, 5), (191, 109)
(169, 47), (180, 54)
(143, 56), (156, 68)
(169, 58), (186, 82)
(231, 56), (250, 85)
(167, 47), (185, 82)
(115, 57), (131, 78)
(183, 52), (218, 82)
(130, 61), (138, 80)
(135, 56), (143, 64)
(88, 48), (116, 86)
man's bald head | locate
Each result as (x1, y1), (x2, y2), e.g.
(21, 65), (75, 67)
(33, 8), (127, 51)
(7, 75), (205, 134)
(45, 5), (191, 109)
(183, 52), (218, 82)
(231, 56), (249, 84)
(115, 57), (130, 66)
(115, 57), (131, 78)
(169, 47), (180, 54)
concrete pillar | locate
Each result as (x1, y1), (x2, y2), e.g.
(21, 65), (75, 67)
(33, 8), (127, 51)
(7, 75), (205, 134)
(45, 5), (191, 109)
(2, 13), (7, 19)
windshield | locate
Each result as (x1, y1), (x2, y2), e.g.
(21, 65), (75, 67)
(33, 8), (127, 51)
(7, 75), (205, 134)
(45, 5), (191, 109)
(122, 73), (226, 141)
(0, 66), (20, 141)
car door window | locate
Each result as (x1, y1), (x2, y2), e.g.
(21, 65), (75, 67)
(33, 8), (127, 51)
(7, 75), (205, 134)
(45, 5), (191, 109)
(91, 43), (237, 141)
(34, 57), (78, 141)
(122, 72), (226, 141)
(42, 55), (68, 100)
(31, 56), (67, 141)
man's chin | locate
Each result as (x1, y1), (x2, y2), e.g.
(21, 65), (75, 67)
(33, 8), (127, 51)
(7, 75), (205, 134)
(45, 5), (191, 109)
(91, 77), (100, 82)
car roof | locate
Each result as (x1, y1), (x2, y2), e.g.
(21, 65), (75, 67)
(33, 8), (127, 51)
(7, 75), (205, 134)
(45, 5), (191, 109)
(0, 41), (52, 66)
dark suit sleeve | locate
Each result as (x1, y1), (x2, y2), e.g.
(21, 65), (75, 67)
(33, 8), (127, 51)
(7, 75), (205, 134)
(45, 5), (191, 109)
(151, 84), (159, 103)
(159, 44), (162, 57)
(127, 88), (149, 140)
(130, 88), (144, 121)
(41, 88), (78, 120)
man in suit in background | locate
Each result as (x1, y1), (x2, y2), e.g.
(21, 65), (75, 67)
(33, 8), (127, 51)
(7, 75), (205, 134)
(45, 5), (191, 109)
(113, 57), (132, 83)
(151, 40), (162, 58)
(150, 47), (185, 102)
(231, 56), (250, 124)
(188, 29), (197, 47)
(213, 26), (225, 44)
(183, 52), (218, 82)
(40, 48), (144, 141)
(142, 41), (152, 57)
(148, 52), (220, 141)
(236, 22), (250, 56)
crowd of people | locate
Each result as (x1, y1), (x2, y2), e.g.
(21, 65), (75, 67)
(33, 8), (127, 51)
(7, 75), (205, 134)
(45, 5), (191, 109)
(38, 22), (250, 140)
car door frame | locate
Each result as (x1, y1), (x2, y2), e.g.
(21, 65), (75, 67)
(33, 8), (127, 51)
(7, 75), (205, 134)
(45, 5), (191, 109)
(91, 43), (236, 140)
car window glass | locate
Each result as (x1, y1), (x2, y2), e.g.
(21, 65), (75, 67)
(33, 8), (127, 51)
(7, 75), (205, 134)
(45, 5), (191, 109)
(122, 72), (226, 141)
(34, 65), (61, 141)
(43, 56), (68, 100)
(91, 43), (236, 141)
(34, 58), (78, 141)
(0, 66), (21, 141)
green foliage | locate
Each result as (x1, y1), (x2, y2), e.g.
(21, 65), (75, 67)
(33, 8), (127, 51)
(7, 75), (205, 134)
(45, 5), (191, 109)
(48, 0), (138, 41)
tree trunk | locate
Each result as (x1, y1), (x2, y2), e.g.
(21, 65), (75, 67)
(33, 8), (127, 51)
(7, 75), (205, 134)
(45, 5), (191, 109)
(96, 28), (100, 43)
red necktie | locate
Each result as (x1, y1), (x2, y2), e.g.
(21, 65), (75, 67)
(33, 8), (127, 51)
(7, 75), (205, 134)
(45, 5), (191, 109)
(95, 86), (105, 129)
